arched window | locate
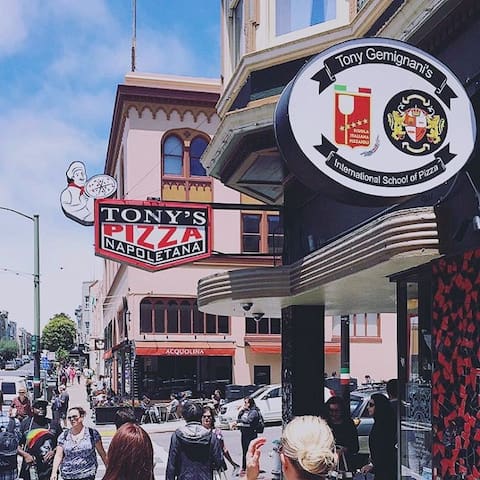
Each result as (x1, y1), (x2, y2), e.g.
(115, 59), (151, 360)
(154, 301), (165, 333)
(190, 136), (208, 176)
(140, 299), (153, 333)
(162, 130), (212, 202)
(163, 135), (183, 175)
(167, 300), (179, 333)
(180, 300), (192, 333)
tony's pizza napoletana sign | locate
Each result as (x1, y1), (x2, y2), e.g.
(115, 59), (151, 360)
(95, 200), (212, 271)
(275, 38), (476, 203)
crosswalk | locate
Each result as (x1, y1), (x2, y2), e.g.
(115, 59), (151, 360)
(94, 435), (168, 479)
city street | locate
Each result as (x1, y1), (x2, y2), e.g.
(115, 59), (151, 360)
(0, 371), (282, 480)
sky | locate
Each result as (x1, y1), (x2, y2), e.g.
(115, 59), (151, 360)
(0, 0), (220, 332)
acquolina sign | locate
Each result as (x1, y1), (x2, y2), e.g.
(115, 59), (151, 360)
(95, 199), (212, 271)
(274, 38), (476, 204)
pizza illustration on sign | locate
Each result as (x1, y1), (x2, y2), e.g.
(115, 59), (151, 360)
(334, 85), (371, 148)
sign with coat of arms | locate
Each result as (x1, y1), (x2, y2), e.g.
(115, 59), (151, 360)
(274, 38), (476, 203)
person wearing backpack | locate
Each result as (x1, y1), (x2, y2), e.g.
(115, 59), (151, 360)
(0, 408), (21, 480)
(233, 397), (261, 476)
(166, 400), (223, 479)
(18, 399), (62, 480)
(50, 406), (107, 480)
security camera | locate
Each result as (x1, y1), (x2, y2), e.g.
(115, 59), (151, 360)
(241, 302), (253, 312)
(252, 312), (265, 321)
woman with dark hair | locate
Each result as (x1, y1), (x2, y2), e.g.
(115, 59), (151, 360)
(102, 423), (154, 480)
(202, 405), (240, 475)
(50, 406), (107, 480)
(234, 397), (261, 475)
(325, 396), (359, 472)
(360, 393), (397, 480)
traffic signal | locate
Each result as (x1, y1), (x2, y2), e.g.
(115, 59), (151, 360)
(31, 335), (38, 353)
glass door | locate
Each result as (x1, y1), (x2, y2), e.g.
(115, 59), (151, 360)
(400, 281), (433, 479)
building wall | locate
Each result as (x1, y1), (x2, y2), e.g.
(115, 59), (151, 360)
(99, 75), (281, 395)
(323, 313), (397, 382)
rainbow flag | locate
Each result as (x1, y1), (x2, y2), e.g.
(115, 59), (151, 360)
(25, 429), (51, 450)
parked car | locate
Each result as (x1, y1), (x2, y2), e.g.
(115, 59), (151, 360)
(4, 360), (17, 371)
(349, 384), (389, 454)
(218, 383), (334, 429)
(0, 359), (5, 370)
(14, 358), (23, 369)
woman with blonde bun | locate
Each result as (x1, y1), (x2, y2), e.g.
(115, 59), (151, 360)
(246, 415), (337, 479)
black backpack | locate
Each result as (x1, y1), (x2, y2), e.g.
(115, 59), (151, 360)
(0, 418), (19, 471)
(255, 409), (265, 434)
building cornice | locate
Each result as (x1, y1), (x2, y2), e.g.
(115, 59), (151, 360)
(198, 207), (440, 317)
(105, 82), (220, 174)
(217, 0), (398, 117)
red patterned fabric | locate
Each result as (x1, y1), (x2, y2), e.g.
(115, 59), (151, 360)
(432, 248), (480, 479)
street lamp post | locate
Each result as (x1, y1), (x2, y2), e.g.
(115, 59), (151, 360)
(0, 207), (41, 400)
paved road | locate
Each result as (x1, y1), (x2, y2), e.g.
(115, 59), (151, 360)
(93, 424), (282, 480)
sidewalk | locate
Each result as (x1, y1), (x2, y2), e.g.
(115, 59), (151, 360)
(56, 378), (185, 437)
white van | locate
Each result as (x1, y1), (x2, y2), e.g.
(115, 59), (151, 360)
(0, 376), (29, 406)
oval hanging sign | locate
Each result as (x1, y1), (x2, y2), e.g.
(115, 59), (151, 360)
(274, 38), (476, 203)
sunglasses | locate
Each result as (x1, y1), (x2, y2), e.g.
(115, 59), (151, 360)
(202, 415), (212, 419)
(68, 415), (80, 421)
(368, 402), (375, 407)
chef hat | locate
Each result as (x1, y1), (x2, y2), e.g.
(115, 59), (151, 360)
(66, 161), (85, 179)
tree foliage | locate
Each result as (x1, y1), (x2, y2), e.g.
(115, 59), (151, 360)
(41, 313), (76, 352)
(55, 347), (70, 363)
(0, 339), (18, 360)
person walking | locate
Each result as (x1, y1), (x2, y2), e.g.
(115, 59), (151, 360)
(50, 406), (107, 480)
(51, 390), (63, 426)
(114, 408), (137, 430)
(210, 390), (222, 414)
(246, 415), (337, 480)
(102, 422), (155, 480)
(360, 393), (397, 480)
(234, 397), (261, 476)
(18, 399), (62, 480)
(9, 387), (32, 422)
(0, 399), (21, 480)
(166, 400), (223, 479)
(76, 369), (81, 385)
(202, 405), (240, 476)
(325, 396), (359, 472)
(386, 379), (398, 414)
(68, 368), (76, 387)
(57, 385), (69, 429)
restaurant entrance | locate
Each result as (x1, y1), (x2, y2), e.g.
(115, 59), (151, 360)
(138, 355), (232, 400)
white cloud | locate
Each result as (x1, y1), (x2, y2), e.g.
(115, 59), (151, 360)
(0, 0), (35, 56)
(135, 29), (198, 75)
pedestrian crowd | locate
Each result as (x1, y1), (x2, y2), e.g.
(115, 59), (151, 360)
(0, 365), (398, 480)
